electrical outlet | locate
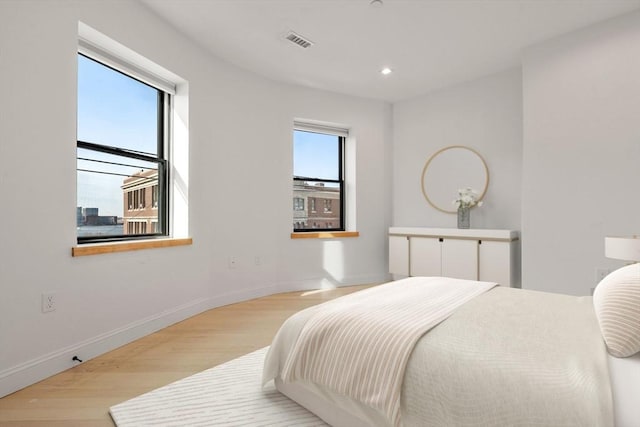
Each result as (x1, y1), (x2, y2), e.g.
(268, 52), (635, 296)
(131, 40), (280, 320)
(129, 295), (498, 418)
(228, 256), (237, 269)
(254, 256), (261, 266)
(42, 293), (56, 313)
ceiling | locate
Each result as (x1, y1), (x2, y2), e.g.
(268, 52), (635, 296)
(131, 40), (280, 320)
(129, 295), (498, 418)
(141, 0), (640, 102)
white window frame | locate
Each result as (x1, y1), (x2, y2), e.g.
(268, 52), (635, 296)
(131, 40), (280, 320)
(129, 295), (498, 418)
(77, 24), (189, 246)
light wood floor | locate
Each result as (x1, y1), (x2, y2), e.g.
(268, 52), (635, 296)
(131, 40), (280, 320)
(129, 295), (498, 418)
(0, 284), (372, 426)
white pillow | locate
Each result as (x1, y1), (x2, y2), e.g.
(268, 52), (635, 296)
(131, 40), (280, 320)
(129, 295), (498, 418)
(593, 263), (640, 358)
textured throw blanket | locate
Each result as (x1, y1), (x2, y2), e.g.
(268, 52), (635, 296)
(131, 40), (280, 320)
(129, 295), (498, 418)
(400, 287), (613, 426)
(279, 277), (497, 427)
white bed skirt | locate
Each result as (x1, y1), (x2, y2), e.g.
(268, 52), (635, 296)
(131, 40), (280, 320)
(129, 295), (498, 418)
(275, 378), (379, 427)
(608, 352), (640, 426)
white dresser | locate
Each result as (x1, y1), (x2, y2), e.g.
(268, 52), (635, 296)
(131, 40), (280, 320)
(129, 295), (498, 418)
(389, 227), (520, 288)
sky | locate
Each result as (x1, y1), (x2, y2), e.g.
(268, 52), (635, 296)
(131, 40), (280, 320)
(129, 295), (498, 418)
(293, 130), (339, 181)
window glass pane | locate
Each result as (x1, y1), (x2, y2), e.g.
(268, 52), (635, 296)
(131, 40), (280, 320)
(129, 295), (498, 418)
(77, 54), (159, 155)
(293, 130), (339, 180)
(292, 181), (340, 230)
(77, 148), (159, 239)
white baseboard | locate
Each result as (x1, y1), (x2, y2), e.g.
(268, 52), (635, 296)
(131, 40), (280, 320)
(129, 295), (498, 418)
(0, 275), (388, 398)
(0, 282), (293, 398)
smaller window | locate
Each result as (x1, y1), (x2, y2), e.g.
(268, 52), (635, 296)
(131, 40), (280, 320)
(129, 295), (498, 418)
(292, 124), (345, 232)
(293, 197), (304, 211)
(140, 188), (146, 209)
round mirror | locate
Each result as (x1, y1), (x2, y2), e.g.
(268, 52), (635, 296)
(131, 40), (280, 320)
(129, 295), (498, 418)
(421, 146), (489, 213)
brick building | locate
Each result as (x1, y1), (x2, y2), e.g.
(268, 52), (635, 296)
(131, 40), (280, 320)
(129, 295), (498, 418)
(293, 181), (341, 230)
(122, 170), (159, 235)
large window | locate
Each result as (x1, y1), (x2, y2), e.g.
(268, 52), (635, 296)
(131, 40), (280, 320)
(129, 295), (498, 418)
(292, 123), (346, 232)
(76, 49), (171, 244)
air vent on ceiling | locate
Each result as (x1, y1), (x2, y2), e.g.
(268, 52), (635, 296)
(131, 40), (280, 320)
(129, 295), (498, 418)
(285, 31), (314, 49)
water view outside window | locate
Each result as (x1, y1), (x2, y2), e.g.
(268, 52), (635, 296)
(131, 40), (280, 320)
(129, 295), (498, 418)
(292, 129), (343, 231)
(77, 54), (164, 240)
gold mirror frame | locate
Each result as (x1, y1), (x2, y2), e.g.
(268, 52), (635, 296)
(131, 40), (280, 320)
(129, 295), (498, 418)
(420, 145), (489, 213)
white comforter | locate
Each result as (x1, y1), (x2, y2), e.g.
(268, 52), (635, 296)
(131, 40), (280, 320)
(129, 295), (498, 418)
(275, 277), (496, 426)
(264, 281), (613, 426)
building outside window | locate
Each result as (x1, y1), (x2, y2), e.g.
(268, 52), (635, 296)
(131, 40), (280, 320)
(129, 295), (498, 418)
(76, 43), (173, 243)
(292, 123), (346, 232)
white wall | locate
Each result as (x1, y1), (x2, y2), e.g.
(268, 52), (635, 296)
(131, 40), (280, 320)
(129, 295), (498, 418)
(0, 0), (391, 396)
(392, 69), (523, 230)
(522, 10), (640, 295)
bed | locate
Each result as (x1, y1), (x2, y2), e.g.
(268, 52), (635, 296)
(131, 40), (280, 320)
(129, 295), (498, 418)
(263, 270), (640, 427)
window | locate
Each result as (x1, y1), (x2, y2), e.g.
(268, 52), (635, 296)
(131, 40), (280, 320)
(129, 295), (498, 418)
(293, 197), (305, 211)
(126, 188), (147, 210)
(152, 185), (159, 208)
(292, 123), (346, 232)
(76, 46), (172, 244)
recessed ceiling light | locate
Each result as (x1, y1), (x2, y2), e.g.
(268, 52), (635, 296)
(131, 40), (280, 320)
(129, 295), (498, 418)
(381, 67), (392, 75)
(370, 0), (384, 7)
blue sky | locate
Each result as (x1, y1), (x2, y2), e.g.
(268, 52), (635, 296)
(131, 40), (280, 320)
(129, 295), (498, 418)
(293, 130), (339, 180)
(77, 55), (158, 154)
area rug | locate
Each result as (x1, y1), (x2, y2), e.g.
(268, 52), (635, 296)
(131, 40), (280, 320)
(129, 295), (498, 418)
(109, 347), (327, 426)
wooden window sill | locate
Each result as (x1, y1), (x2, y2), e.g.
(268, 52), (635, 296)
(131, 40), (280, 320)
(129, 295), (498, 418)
(72, 237), (192, 257)
(291, 231), (359, 239)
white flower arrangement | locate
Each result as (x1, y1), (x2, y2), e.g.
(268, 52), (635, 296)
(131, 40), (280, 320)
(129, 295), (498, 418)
(453, 187), (483, 209)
